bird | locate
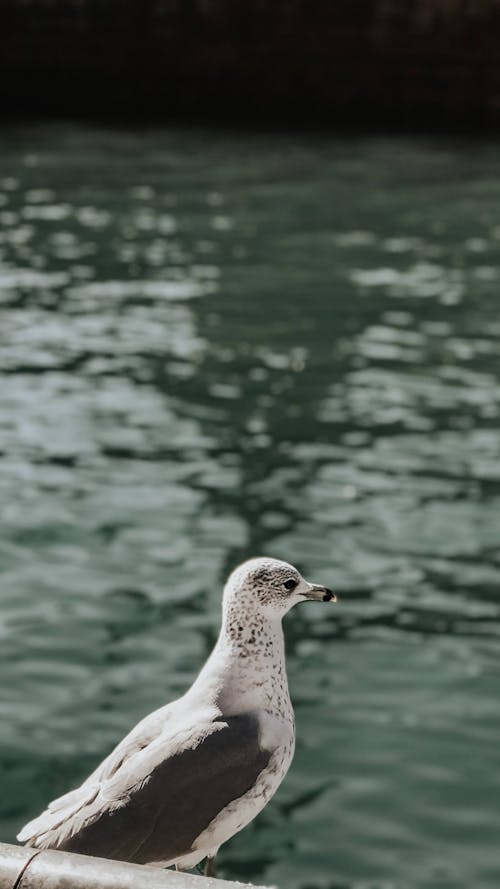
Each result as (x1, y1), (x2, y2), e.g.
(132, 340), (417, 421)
(17, 557), (336, 875)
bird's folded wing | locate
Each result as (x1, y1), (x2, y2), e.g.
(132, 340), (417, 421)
(17, 712), (271, 865)
(17, 702), (175, 844)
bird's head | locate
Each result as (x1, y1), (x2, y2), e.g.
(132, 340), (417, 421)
(222, 556), (335, 620)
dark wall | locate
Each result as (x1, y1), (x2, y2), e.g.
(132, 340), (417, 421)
(2, 0), (500, 128)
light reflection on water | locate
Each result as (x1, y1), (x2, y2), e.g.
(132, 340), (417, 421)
(0, 127), (499, 889)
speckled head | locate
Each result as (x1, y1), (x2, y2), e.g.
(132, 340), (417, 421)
(223, 557), (336, 620)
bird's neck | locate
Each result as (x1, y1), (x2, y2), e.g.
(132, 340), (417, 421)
(219, 604), (286, 661)
(191, 606), (293, 720)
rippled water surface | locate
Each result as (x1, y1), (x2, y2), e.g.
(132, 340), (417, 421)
(1, 126), (499, 889)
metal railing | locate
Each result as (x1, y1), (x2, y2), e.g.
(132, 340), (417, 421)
(0, 842), (269, 889)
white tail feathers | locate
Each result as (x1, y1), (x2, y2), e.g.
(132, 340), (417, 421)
(17, 783), (98, 846)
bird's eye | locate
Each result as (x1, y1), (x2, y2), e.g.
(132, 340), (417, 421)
(283, 578), (298, 591)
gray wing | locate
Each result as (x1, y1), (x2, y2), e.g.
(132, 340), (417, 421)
(18, 713), (271, 865)
(17, 702), (173, 845)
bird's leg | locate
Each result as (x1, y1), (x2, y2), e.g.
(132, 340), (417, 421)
(204, 856), (217, 877)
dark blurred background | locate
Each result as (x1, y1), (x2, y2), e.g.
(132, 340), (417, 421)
(2, 0), (500, 128)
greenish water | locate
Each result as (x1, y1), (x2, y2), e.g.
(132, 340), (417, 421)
(1, 126), (500, 889)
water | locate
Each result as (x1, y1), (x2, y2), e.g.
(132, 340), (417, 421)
(1, 126), (499, 889)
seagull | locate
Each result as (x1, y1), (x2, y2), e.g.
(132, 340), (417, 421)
(17, 557), (336, 875)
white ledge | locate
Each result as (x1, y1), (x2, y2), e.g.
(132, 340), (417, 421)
(0, 842), (273, 889)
